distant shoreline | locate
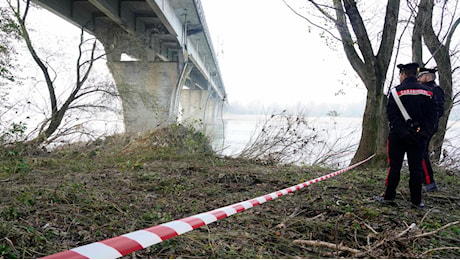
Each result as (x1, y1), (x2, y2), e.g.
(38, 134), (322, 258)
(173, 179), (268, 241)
(222, 113), (363, 121)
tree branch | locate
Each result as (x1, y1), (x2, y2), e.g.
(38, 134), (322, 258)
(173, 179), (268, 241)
(342, 0), (374, 65)
(9, 0), (58, 115)
(445, 17), (460, 49)
(282, 0), (342, 42)
(377, 0), (401, 72)
(331, 0), (366, 81)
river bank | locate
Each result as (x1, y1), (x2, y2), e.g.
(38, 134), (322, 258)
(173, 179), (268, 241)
(1, 129), (459, 258)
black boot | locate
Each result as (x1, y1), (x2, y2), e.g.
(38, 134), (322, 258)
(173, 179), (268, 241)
(422, 182), (438, 192)
(375, 196), (397, 206)
(411, 201), (425, 209)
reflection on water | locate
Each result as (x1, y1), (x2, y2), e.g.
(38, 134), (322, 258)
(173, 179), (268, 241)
(207, 114), (460, 169)
(210, 115), (263, 156)
(208, 114), (363, 166)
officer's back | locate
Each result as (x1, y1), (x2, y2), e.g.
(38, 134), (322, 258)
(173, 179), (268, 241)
(387, 63), (436, 139)
(380, 62), (437, 209)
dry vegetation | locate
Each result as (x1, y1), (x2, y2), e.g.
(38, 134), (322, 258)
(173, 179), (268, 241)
(0, 124), (459, 259)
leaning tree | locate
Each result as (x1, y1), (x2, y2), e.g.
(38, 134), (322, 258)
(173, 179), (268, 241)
(284, 0), (401, 166)
(6, 0), (118, 147)
(412, 0), (460, 162)
(285, 0), (459, 166)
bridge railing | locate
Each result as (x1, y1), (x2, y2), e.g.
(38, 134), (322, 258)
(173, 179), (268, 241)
(193, 0), (226, 99)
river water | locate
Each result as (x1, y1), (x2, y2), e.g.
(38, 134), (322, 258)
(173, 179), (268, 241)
(209, 114), (362, 167)
(209, 114), (460, 169)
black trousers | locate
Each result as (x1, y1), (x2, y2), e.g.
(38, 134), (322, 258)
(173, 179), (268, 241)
(385, 133), (426, 205)
(422, 134), (435, 185)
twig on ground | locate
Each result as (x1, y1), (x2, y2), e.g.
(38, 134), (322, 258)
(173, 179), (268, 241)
(293, 239), (361, 254)
(294, 244), (338, 257)
(363, 222), (378, 235)
(3, 237), (19, 256)
(412, 221), (459, 239)
(395, 223), (417, 239)
(276, 207), (303, 228)
(306, 212), (325, 221)
(354, 223), (417, 257)
(425, 194), (460, 200)
(355, 220), (459, 257)
(419, 246), (460, 257)
(420, 208), (434, 225)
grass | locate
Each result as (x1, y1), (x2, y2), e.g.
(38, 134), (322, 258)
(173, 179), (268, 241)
(0, 126), (459, 258)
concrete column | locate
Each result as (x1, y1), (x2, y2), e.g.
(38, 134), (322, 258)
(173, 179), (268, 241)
(204, 96), (219, 124)
(180, 89), (209, 126)
(202, 96), (225, 140)
(107, 61), (179, 134)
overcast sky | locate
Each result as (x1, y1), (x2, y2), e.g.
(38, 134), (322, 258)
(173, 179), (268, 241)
(200, 0), (366, 108)
(17, 0), (367, 110)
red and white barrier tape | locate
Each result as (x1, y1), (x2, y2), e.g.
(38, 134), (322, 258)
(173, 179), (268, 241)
(42, 154), (375, 259)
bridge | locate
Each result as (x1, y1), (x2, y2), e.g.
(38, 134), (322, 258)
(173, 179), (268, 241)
(31, 0), (226, 134)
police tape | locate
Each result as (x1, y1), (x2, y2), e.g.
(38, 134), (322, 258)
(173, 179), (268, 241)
(42, 154), (375, 259)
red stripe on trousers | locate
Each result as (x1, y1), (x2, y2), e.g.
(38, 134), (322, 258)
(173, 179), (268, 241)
(422, 159), (431, 184)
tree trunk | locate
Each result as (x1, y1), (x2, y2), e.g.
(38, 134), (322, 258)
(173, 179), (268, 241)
(352, 87), (388, 167)
(339, 0), (400, 167)
(429, 61), (453, 162)
(417, 0), (456, 162)
(289, 0), (400, 166)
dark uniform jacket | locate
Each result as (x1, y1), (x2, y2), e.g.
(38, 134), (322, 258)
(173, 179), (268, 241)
(387, 77), (437, 139)
(424, 81), (445, 133)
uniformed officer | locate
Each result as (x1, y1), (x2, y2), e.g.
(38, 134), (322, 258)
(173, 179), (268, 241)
(417, 67), (445, 192)
(377, 62), (437, 209)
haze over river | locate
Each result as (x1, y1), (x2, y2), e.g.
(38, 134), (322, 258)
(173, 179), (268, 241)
(211, 114), (460, 169)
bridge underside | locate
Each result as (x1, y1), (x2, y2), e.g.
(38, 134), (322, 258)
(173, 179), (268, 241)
(107, 60), (222, 134)
(32, 0), (226, 135)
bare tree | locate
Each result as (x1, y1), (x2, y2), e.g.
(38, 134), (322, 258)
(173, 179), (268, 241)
(6, 0), (118, 147)
(412, 0), (460, 162)
(283, 0), (401, 166)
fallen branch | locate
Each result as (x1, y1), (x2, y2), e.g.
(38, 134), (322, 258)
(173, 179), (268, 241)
(363, 222), (378, 235)
(276, 208), (302, 228)
(354, 223), (417, 257)
(434, 234), (460, 243)
(420, 208), (434, 224)
(293, 239), (360, 254)
(412, 221), (459, 239)
(419, 246), (460, 257)
(294, 244), (338, 257)
(355, 220), (459, 257)
(395, 223), (417, 239)
(306, 212), (325, 221)
(425, 194), (460, 200)
(2, 237), (19, 256)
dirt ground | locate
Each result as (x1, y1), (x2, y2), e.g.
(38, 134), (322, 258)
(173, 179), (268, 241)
(0, 135), (459, 258)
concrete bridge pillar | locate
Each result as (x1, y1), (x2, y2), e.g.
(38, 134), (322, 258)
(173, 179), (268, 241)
(94, 19), (187, 135)
(107, 61), (180, 134)
(180, 90), (224, 124)
(205, 97), (221, 124)
(28, 0), (227, 137)
(93, 19), (223, 135)
(180, 89), (209, 126)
